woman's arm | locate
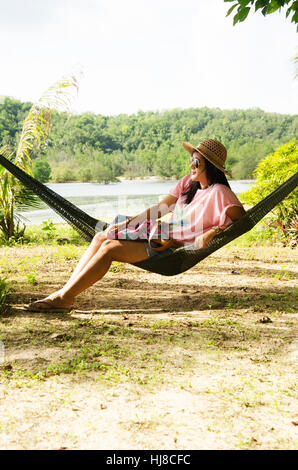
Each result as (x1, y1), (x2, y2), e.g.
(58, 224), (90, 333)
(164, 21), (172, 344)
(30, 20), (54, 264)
(130, 194), (178, 223)
(106, 194), (178, 236)
(194, 205), (246, 249)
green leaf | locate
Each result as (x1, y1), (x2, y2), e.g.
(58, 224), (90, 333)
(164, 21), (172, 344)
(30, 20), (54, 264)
(233, 12), (240, 24)
(226, 3), (238, 16)
(238, 0), (251, 6)
(255, 0), (268, 12)
(292, 10), (298, 24)
(261, 5), (271, 15)
(268, 0), (282, 13)
(2, 175), (8, 197)
(238, 6), (251, 21)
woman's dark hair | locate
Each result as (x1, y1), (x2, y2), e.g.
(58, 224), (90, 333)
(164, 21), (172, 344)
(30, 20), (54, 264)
(182, 157), (231, 204)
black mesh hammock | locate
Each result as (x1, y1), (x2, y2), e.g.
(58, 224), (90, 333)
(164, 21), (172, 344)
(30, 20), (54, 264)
(0, 152), (297, 276)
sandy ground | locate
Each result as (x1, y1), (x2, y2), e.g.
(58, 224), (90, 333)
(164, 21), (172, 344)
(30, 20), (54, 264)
(0, 243), (297, 449)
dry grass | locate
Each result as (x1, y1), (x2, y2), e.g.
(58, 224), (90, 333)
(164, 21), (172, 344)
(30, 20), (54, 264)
(0, 243), (297, 449)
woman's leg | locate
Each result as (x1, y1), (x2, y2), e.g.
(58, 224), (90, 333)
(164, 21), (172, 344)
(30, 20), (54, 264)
(45, 232), (108, 301)
(29, 239), (148, 310)
(63, 231), (108, 288)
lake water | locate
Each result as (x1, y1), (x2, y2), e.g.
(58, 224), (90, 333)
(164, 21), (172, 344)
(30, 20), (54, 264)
(19, 179), (255, 225)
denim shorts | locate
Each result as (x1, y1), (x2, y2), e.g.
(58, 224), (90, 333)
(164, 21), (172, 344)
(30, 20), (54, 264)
(143, 240), (176, 259)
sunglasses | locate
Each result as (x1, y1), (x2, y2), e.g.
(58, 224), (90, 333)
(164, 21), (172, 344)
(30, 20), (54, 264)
(189, 156), (201, 169)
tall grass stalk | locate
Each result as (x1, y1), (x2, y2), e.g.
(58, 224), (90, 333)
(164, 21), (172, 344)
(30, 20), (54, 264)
(0, 278), (10, 312)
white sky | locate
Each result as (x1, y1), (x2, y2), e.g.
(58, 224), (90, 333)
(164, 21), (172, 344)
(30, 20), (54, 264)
(0, 0), (297, 116)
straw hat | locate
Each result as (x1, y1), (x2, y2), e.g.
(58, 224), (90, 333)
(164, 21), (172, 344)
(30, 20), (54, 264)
(182, 139), (231, 177)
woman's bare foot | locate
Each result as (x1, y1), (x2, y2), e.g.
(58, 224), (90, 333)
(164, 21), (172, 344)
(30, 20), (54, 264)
(27, 292), (74, 312)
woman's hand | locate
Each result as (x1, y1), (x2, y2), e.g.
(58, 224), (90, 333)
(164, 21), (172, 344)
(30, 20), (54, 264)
(194, 228), (221, 249)
(194, 206), (245, 249)
(106, 219), (131, 238)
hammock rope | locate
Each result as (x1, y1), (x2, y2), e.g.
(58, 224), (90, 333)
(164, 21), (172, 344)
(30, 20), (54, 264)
(0, 153), (107, 240)
(0, 152), (297, 276)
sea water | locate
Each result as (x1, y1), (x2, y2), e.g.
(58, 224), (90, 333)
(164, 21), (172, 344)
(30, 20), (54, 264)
(19, 179), (255, 225)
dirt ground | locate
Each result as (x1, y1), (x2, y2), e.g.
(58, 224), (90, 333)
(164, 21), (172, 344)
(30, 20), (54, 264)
(0, 243), (297, 450)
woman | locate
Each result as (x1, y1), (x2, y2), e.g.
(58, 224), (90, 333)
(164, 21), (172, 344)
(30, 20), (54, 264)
(27, 139), (245, 312)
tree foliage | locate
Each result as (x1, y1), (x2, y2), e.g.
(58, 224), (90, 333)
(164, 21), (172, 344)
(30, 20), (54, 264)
(1, 99), (296, 183)
(241, 139), (298, 241)
(224, 0), (298, 30)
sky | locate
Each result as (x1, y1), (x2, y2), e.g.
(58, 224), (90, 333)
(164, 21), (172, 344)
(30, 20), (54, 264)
(0, 0), (297, 116)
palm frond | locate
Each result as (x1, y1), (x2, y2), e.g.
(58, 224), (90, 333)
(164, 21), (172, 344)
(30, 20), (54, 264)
(0, 69), (82, 239)
(16, 70), (82, 168)
(0, 144), (32, 200)
(15, 188), (42, 212)
(0, 145), (16, 211)
(0, 144), (14, 161)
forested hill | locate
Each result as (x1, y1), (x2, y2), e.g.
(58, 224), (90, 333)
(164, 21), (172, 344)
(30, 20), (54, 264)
(0, 96), (297, 182)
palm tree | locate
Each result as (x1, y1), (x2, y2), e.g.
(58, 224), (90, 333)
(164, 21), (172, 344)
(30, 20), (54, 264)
(0, 71), (80, 240)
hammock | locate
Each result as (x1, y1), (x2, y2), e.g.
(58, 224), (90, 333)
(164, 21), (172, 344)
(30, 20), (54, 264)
(0, 153), (297, 276)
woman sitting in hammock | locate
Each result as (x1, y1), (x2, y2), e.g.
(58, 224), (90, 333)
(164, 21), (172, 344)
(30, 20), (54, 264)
(27, 139), (245, 312)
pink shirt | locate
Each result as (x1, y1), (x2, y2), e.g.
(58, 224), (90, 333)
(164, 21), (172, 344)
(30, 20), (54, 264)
(168, 175), (244, 245)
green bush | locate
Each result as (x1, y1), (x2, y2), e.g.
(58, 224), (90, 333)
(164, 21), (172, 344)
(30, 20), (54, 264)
(92, 162), (118, 183)
(33, 159), (51, 183)
(240, 140), (298, 243)
(81, 167), (92, 182)
(50, 165), (78, 182)
(41, 219), (57, 239)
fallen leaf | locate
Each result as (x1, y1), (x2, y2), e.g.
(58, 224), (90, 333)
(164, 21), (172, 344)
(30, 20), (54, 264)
(291, 414), (298, 426)
(258, 316), (273, 324)
(50, 333), (64, 339)
(0, 364), (12, 371)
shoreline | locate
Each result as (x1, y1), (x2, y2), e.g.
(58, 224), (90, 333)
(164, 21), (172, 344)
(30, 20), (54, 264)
(47, 176), (255, 184)
(117, 175), (177, 182)
(47, 175), (178, 184)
